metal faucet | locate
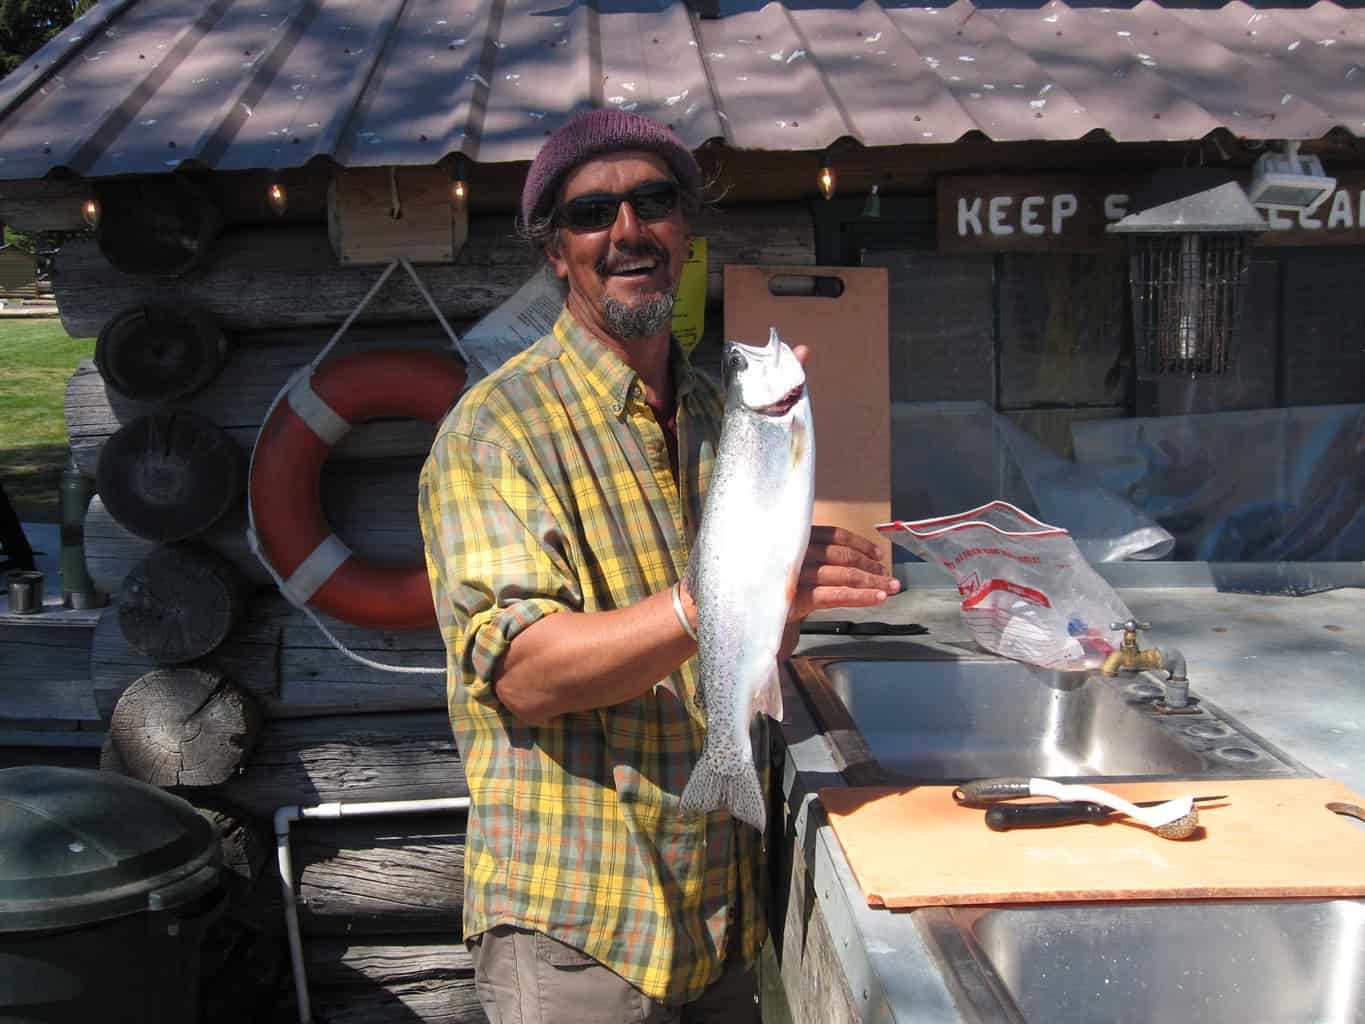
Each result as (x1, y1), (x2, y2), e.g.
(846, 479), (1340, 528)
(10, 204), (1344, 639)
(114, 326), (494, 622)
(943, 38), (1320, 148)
(1100, 619), (1195, 712)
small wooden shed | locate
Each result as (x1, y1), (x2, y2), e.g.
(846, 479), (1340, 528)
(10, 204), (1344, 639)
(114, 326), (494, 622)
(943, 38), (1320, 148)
(0, 243), (40, 300)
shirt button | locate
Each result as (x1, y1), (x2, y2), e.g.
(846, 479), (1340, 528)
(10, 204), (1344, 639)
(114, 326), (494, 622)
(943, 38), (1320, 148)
(611, 402), (622, 413)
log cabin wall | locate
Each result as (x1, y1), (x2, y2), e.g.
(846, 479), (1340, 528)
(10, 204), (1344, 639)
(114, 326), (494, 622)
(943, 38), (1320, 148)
(9, 161), (816, 1023)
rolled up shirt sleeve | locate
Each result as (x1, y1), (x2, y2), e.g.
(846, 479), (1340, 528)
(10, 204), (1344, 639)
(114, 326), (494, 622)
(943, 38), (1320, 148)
(420, 426), (578, 703)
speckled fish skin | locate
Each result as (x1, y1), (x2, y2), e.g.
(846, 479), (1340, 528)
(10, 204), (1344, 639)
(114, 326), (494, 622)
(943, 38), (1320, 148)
(681, 328), (814, 832)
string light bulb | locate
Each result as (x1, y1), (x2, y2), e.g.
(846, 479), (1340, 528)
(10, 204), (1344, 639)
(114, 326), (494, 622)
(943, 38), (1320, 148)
(267, 174), (288, 216)
(81, 197), (101, 230)
(450, 155), (469, 212)
(818, 154), (836, 200)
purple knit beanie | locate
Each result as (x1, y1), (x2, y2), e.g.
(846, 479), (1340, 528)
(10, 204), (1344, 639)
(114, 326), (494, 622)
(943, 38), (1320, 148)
(520, 109), (703, 228)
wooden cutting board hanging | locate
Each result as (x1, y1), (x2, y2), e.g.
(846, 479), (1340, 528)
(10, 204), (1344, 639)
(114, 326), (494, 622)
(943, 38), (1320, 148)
(821, 778), (1365, 909)
(724, 266), (892, 566)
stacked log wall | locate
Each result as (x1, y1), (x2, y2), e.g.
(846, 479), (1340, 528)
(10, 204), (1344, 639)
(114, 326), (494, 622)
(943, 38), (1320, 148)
(41, 183), (814, 1023)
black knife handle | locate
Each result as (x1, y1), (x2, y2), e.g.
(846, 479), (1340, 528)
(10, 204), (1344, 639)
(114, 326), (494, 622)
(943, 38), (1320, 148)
(984, 802), (1112, 831)
(798, 620), (929, 636)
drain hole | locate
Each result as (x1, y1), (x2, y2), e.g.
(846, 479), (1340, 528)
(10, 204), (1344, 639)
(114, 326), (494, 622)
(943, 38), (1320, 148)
(1216, 746), (1261, 762)
(1185, 723), (1233, 739)
(1128, 682), (1163, 699)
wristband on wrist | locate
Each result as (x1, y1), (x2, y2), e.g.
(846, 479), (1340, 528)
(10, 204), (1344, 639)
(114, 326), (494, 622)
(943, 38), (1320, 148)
(671, 582), (697, 642)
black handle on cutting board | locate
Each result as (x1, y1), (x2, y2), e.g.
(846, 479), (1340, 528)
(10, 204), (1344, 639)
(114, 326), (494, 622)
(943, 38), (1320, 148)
(984, 802), (1113, 831)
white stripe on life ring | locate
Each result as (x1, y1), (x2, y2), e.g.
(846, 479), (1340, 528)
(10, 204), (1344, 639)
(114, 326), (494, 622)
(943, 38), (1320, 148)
(283, 533), (353, 605)
(288, 372), (352, 446)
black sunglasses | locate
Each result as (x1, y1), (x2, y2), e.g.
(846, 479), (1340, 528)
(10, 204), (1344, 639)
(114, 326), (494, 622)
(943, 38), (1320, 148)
(556, 181), (681, 231)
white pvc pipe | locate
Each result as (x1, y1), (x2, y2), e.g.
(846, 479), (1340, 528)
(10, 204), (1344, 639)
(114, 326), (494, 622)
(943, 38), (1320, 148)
(274, 796), (472, 1024)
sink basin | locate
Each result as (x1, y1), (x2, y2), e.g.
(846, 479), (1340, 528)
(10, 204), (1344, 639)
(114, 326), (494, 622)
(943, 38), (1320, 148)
(934, 900), (1365, 1023)
(782, 654), (1342, 1024)
(797, 655), (1307, 783)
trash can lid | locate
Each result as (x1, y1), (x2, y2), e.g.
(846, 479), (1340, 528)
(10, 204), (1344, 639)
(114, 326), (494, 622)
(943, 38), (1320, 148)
(0, 766), (219, 932)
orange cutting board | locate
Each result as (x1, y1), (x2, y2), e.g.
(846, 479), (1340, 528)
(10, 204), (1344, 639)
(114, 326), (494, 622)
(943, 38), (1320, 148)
(724, 265), (892, 567)
(820, 778), (1365, 908)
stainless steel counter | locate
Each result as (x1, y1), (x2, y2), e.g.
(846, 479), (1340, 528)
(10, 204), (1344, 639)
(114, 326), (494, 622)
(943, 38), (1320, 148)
(776, 574), (1365, 1023)
(793, 581), (1365, 794)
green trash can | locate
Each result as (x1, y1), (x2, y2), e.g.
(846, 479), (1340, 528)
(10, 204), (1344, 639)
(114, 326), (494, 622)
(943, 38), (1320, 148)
(0, 766), (224, 1023)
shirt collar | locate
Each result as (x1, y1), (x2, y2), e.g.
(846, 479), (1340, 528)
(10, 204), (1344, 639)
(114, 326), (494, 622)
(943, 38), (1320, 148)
(553, 306), (701, 417)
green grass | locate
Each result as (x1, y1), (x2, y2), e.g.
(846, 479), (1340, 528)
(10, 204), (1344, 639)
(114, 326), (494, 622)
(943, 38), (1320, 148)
(0, 318), (95, 522)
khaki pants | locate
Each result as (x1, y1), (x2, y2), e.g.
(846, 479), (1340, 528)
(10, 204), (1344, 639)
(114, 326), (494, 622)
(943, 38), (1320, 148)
(469, 926), (761, 1024)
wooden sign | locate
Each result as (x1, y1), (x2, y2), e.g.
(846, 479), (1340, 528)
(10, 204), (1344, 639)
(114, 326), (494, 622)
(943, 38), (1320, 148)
(938, 175), (1141, 253)
(939, 172), (1365, 252)
(327, 166), (468, 265)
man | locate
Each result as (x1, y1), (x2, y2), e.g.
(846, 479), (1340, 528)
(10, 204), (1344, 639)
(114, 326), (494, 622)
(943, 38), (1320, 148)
(419, 109), (898, 1023)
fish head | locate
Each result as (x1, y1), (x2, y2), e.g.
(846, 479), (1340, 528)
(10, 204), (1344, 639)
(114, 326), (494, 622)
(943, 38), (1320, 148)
(723, 327), (807, 417)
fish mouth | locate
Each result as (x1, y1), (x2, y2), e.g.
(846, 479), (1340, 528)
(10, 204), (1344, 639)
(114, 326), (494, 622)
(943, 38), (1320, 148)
(755, 384), (804, 417)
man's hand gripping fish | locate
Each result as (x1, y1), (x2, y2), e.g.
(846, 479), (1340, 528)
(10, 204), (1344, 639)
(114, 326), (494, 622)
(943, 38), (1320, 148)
(681, 328), (814, 831)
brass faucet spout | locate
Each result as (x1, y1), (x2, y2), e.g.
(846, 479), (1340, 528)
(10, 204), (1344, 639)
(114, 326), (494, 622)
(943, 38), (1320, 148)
(1099, 619), (1194, 711)
(1100, 646), (1164, 676)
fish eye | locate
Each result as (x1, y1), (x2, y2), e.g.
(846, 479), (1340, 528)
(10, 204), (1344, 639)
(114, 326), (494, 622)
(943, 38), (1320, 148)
(725, 352), (747, 375)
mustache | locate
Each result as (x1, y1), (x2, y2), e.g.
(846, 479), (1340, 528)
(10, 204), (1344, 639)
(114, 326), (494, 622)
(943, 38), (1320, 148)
(596, 243), (670, 278)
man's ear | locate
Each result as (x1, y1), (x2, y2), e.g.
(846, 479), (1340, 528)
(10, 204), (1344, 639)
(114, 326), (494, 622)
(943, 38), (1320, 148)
(545, 235), (569, 280)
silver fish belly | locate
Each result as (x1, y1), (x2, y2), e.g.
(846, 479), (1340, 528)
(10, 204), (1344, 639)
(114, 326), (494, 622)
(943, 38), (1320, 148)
(681, 333), (814, 832)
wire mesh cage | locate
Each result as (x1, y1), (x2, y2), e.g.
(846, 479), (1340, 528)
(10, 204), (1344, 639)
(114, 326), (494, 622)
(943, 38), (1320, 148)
(1124, 232), (1254, 379)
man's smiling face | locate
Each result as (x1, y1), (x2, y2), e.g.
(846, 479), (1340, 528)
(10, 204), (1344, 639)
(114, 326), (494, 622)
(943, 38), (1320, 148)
(547, 150), (690, 348)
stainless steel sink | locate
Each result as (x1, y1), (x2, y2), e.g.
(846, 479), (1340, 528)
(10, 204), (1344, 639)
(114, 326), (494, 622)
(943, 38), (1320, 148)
(783, 652), (1342, 1024)
(795, 655), (1308, 783)
(920, 900), (1365, 1023)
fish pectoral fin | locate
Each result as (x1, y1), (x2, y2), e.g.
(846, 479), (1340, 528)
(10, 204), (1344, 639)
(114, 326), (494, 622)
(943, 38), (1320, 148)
(750, 662), (784, 722)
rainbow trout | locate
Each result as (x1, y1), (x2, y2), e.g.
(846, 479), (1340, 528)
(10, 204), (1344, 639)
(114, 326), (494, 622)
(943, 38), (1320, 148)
(681, 329), (814, 831)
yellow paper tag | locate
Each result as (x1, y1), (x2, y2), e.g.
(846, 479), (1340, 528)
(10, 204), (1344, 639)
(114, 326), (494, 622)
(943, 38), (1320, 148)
(671, 237), (707, 355)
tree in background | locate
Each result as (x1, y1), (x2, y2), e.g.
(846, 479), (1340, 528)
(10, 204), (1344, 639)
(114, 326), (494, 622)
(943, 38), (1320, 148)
(1, 0), (97, 76)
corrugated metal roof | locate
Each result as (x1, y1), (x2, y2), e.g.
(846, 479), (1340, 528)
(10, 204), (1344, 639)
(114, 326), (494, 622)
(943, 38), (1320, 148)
(0, 0), (1363, 180)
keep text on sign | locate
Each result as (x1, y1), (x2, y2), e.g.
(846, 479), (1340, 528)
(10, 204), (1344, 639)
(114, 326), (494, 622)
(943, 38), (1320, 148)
(938, 174), (1365, 251)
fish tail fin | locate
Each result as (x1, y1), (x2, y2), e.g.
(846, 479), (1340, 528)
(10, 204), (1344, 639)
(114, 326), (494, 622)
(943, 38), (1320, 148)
(682, 758), (768, 833)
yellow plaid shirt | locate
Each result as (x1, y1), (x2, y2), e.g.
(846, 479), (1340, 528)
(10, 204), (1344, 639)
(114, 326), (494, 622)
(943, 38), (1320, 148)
(418, 307), (768, 1004)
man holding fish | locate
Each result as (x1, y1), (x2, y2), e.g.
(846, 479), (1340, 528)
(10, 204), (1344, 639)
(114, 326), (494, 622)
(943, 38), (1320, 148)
(419, 109), (898, 1023)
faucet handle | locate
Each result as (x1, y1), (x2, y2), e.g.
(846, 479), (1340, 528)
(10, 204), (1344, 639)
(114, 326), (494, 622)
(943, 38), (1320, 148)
(1110, 619), (1151, 633)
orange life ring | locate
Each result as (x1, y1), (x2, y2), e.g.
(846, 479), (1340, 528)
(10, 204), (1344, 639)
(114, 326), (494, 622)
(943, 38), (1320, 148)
(250, 348), (465, 631)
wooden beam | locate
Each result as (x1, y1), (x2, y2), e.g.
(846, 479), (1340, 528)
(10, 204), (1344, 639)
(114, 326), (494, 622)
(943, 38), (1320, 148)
(66, 327), (461, 478)
(84, 455), (428, 600)
(92, 589), (447, 720)
(293, 816), (466, 935)
(0, 620), (99, 721)
(51, 204), (813, 339)
(305, 939), (482, 1024)
(205, 711), (465, 817)
(102, 667), (262, 787)
(0, 179), (89, 232)
(116, 543), (249, 665)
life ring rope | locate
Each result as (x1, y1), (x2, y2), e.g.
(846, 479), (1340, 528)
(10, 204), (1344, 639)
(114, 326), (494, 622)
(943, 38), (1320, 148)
(247, 257), (469, 676)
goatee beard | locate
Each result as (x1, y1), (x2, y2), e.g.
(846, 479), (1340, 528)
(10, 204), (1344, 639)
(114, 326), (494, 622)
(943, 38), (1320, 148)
(602, 290), (677, 339)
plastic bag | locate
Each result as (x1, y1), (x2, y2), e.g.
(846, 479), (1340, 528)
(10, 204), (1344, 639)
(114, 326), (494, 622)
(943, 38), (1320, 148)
(878, 501), (1130, 670)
